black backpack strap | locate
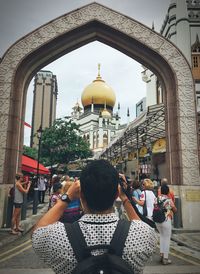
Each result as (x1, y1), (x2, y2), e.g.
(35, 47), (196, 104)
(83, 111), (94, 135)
(65, 222), (89, 262)
(65, 219), (131, 262)
(109, 219), (131, 256)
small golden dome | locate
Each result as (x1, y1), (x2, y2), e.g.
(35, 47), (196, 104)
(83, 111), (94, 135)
(81, 64), (116, 108)
(102, 108), (112, 119)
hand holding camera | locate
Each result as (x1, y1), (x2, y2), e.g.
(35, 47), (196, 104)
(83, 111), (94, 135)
(119, 173), (128, 192)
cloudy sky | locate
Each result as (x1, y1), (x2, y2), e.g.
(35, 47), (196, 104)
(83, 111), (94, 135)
(0, 0), (171, 146)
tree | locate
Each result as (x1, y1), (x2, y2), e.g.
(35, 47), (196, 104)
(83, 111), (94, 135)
(23, 145), (38, 160)
(40, 117), (92, 166)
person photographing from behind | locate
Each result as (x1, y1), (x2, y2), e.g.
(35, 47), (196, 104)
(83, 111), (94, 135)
(32, 160), (157, 274)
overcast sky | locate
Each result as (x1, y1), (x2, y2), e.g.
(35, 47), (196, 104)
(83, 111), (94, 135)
(0, 0), (171, 146)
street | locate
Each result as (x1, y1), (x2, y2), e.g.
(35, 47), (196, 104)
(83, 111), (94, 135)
(0, 230), (199, 274)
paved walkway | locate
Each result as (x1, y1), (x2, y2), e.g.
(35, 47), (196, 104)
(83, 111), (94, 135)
(0, 202), (49, 248)
(0, 202), (200, 273)
(170, 230), (200, 264)
(1, 266), (200, 274)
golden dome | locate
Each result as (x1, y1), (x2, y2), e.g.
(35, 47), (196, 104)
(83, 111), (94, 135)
(102, 108), (112, 119)
(81, 64), (116, 108)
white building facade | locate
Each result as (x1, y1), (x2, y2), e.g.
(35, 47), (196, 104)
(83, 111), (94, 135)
(142, 0), (200, 109)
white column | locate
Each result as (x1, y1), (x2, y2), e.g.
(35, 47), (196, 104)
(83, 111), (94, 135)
(99, 118), (103, 148)
(89, 125), (93, 149)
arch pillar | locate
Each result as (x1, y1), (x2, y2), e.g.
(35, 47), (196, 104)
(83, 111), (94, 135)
(0, 3), (199, 228)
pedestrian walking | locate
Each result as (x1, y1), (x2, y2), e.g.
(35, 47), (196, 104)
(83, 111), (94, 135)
(133, 178), (156, 220)
(132, 180), (143, 214)
(32, 160), (157, 274)
(158, 178), (175, 203)
(38, 176), (46, 203)
(11, 173), (31, 235)
(156, 184), (177, 265)
(49, 182), (63, 208)
(61, 175), (70, 188)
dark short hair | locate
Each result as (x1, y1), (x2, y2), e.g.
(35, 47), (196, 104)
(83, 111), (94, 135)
(80, 160), (118, 211)
(53, 182), (62, 193)
(15, 173), (23, 180)
(132, 180), (140, 189)
(161, 184), (169, 195)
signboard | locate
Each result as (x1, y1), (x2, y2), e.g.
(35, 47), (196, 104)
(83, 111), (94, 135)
(128, 151), (135, 161)
(152, 138), (166, 154)
(139, 146), (148, 157)
(185, 190), (200, 202)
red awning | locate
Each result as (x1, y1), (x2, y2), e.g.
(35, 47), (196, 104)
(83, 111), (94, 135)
(22, 155), (50, 175)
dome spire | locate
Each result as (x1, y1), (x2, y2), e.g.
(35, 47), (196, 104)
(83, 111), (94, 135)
(98, 63), (101, 76)
(104, 100), (107, 110)
(97, 63), (102, 80)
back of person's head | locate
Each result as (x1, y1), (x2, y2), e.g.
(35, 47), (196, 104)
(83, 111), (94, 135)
(80, 159), (118, 211)
(143, 178), (154, 190)
(132, 180), (140, 189)
(53, 182), (62, 193)
(61, 175), (66, 182)
(52, 175), (60, 184)
(161, 178), (168, 185)
(161, 184), (169, 195)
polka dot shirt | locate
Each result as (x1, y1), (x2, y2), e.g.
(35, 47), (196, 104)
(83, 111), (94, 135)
(32, 213), (157, 274)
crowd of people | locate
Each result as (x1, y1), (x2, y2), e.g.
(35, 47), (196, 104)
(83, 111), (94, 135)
(10, 160), (177, 273)
(122, 176), (177, 265)
(10, 173), (83, 235)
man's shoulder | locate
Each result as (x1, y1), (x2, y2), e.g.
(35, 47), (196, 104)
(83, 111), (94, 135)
(33, 221), (66, 236)
(129, 220), (156, 237)
(127, 220), (157, 248)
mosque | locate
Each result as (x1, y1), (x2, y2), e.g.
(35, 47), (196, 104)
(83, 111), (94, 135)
(31, 64), (129, 158)
(70, 64), (128, 156)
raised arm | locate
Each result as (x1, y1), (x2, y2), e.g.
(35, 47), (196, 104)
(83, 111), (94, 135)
(16, 181), (31, 194)
(132, 195), (145, 206)
(118, 185), (140, 221)
(33, 180), (80, 231)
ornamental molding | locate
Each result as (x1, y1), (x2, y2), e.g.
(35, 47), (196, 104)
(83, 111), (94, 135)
(0, 3), (199, 184)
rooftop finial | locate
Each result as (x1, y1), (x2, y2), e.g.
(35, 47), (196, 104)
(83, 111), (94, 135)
(152, 21), (155, 31)
(127, 107), (130, 117)
(98, 63), (101, 77)
(196, 34), (199, 43)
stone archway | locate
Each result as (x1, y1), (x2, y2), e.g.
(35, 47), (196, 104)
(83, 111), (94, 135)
(0, 3), (199, 228)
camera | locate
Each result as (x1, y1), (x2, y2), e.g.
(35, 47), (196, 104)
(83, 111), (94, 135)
(119, 176), (127, 193)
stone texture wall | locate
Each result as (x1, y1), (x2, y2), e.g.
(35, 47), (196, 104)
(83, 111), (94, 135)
(0, 3), (199, 188)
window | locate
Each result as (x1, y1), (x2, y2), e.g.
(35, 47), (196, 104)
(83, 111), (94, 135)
(193, 56), (199, 68)
(197, 96), (200, 106)
(192, 54), (200, 80)
(103, 133), (108, 147)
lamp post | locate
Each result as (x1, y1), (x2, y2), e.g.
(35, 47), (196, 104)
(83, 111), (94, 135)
(136, 127), (139, 180)
(33, 125), (43, 215)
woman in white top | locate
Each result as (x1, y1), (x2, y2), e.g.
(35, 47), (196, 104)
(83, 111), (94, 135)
(133, 179), (156, 220)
